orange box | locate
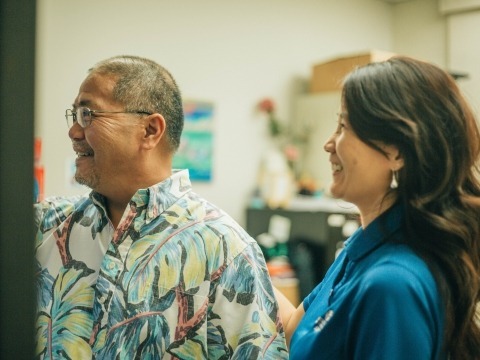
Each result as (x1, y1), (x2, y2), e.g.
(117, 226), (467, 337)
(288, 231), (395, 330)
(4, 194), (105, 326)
(272, 277), (300, 307)
(310, 50), (396, 93)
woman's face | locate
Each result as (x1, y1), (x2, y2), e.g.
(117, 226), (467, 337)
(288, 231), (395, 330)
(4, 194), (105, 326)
(323, 111), (402, 223)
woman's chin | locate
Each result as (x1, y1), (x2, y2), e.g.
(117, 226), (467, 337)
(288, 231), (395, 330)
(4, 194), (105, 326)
(328, 184), (343, 199)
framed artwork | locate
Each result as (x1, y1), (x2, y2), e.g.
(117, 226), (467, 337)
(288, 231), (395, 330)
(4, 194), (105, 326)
(173, 100), (214, 181)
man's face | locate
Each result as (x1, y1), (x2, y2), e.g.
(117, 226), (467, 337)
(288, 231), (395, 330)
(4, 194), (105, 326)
(68, 73), (144, 195)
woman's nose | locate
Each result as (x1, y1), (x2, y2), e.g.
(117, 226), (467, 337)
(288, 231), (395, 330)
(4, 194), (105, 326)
(323, 134), (335, 153)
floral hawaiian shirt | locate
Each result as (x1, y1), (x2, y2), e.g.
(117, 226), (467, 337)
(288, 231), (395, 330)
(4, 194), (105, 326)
(34, 170), (288, 359)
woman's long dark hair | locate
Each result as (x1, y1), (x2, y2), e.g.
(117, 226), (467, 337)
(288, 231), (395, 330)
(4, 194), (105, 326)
(342, 56), (480, 359)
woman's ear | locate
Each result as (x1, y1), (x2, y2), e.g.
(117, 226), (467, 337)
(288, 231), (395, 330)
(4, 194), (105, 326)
(142, 113), (166, 150)
(386, 145), (404, 170)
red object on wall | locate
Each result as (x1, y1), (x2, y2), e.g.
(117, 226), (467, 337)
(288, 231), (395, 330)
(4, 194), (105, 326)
(34, 138), (44, 202)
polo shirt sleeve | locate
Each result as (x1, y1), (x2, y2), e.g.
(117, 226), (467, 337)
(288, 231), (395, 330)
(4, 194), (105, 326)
(304, 251), (348, 312)
(347, 262), (442, 360)
(303, 280), (323, 311)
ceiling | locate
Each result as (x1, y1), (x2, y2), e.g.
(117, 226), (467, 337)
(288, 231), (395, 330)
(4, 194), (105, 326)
(381, 0), (414, 3)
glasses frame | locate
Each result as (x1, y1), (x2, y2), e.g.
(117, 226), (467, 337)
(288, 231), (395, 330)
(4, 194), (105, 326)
(65, 107), (152, 128)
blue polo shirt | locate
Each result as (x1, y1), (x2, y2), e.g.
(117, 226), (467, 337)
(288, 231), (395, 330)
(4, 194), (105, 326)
(289, 204), (446, 359)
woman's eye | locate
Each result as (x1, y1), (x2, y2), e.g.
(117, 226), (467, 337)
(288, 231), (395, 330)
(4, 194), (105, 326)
(336, 122), (345, 133)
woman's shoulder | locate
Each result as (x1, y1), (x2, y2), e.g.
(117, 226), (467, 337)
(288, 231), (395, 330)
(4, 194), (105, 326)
(360, 243), (438, 297)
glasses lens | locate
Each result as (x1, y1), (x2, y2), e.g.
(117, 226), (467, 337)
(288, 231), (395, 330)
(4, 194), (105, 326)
(65, 109), (75, 128)
(77, 107), (86, 127)
(77, 107), (94, 127)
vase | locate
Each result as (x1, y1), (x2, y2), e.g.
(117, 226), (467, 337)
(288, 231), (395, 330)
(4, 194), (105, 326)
(258, 144), (295, 209)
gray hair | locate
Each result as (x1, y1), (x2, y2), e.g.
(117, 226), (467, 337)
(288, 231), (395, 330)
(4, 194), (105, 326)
(89, 55), (183, 152)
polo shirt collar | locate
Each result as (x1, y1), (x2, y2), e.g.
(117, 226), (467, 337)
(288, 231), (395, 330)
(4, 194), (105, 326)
(344, 203), (404, 262)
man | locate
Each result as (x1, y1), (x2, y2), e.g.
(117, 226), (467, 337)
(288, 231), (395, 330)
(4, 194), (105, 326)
(34, 55), (288, 359)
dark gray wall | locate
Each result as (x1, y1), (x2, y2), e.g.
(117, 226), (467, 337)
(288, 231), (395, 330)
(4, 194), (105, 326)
(0, 0), (36, 358)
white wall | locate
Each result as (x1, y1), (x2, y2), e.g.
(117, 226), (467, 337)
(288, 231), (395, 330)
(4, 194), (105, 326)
(36, 0), (395, 225)
(391, 0), (480, 117)
(392, 0), (447, 67)
(447, 10), (480, 116)
(440, 0), (480, 13)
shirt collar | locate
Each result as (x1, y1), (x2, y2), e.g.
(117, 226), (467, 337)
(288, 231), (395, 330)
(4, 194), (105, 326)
(344, 203), (404, 262)
(89, 169), (192, 224)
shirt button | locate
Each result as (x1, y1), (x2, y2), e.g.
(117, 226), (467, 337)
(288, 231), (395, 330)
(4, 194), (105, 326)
(99, 296), (106, 304)
(108, 262), (115, 270)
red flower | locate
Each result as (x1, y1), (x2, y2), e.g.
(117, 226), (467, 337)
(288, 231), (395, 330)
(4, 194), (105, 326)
(258, 98), (275, 114)
(284, 144), (299, 162)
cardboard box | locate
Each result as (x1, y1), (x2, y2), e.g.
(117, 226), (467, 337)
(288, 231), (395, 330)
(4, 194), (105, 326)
(272, 277), (301, 307)
(310, 50), (396, 93)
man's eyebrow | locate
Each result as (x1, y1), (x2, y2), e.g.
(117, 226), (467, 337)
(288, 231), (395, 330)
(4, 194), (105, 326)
(72, 100), (91, 108)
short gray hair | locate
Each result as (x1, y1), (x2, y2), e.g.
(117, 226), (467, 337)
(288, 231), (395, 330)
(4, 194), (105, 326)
(89, 55), (183, 152)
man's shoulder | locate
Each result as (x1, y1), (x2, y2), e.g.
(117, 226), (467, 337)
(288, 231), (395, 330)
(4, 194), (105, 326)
(37, 194), (90, 210)
(178, 192), (257, 253)
(34, 194), (91, 227)
(188, 193), (253, 239)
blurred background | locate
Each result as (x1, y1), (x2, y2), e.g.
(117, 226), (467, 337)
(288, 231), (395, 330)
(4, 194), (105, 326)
(35, 0), (480, 225)
(2, 0), (479, 357)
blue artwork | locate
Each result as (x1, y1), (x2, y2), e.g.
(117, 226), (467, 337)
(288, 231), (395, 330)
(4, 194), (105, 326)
(173, 100), (214, 181)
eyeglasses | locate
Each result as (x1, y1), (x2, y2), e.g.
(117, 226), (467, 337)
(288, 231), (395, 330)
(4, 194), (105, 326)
(65, 106), (152, 128)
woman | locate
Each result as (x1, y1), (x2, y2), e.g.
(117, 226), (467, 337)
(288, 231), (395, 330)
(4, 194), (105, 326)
(280, 56), (480, 359)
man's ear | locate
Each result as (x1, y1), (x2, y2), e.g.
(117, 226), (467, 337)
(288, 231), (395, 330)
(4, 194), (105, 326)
(142, 113), (166, 150)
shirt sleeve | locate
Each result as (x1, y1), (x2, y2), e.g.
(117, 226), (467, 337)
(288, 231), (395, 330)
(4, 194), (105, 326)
(303, 280), (323, 312)
(207, 242), (289, 359)
(347, 262), (442, 360)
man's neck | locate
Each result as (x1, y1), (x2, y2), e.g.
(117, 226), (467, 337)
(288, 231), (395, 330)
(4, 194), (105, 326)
(105, 196), (131, 229)
(100, 166), (172, 229)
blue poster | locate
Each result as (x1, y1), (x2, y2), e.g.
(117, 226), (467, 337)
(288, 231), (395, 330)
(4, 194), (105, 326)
(173, 100), (214, 181)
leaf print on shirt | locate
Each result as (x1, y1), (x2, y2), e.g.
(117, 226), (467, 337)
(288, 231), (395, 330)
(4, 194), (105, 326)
(35, 261), (55, 310)
(220, 245), (268, 305)
(125, 208), (222, 304)
(125, 235), (183, 304)
(35, 171), (288, 359)
(48, 200), (108, 267)
(95, 314), (171, 359)
(205, 319), (231, 358)
(35, 261), (95, 359)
